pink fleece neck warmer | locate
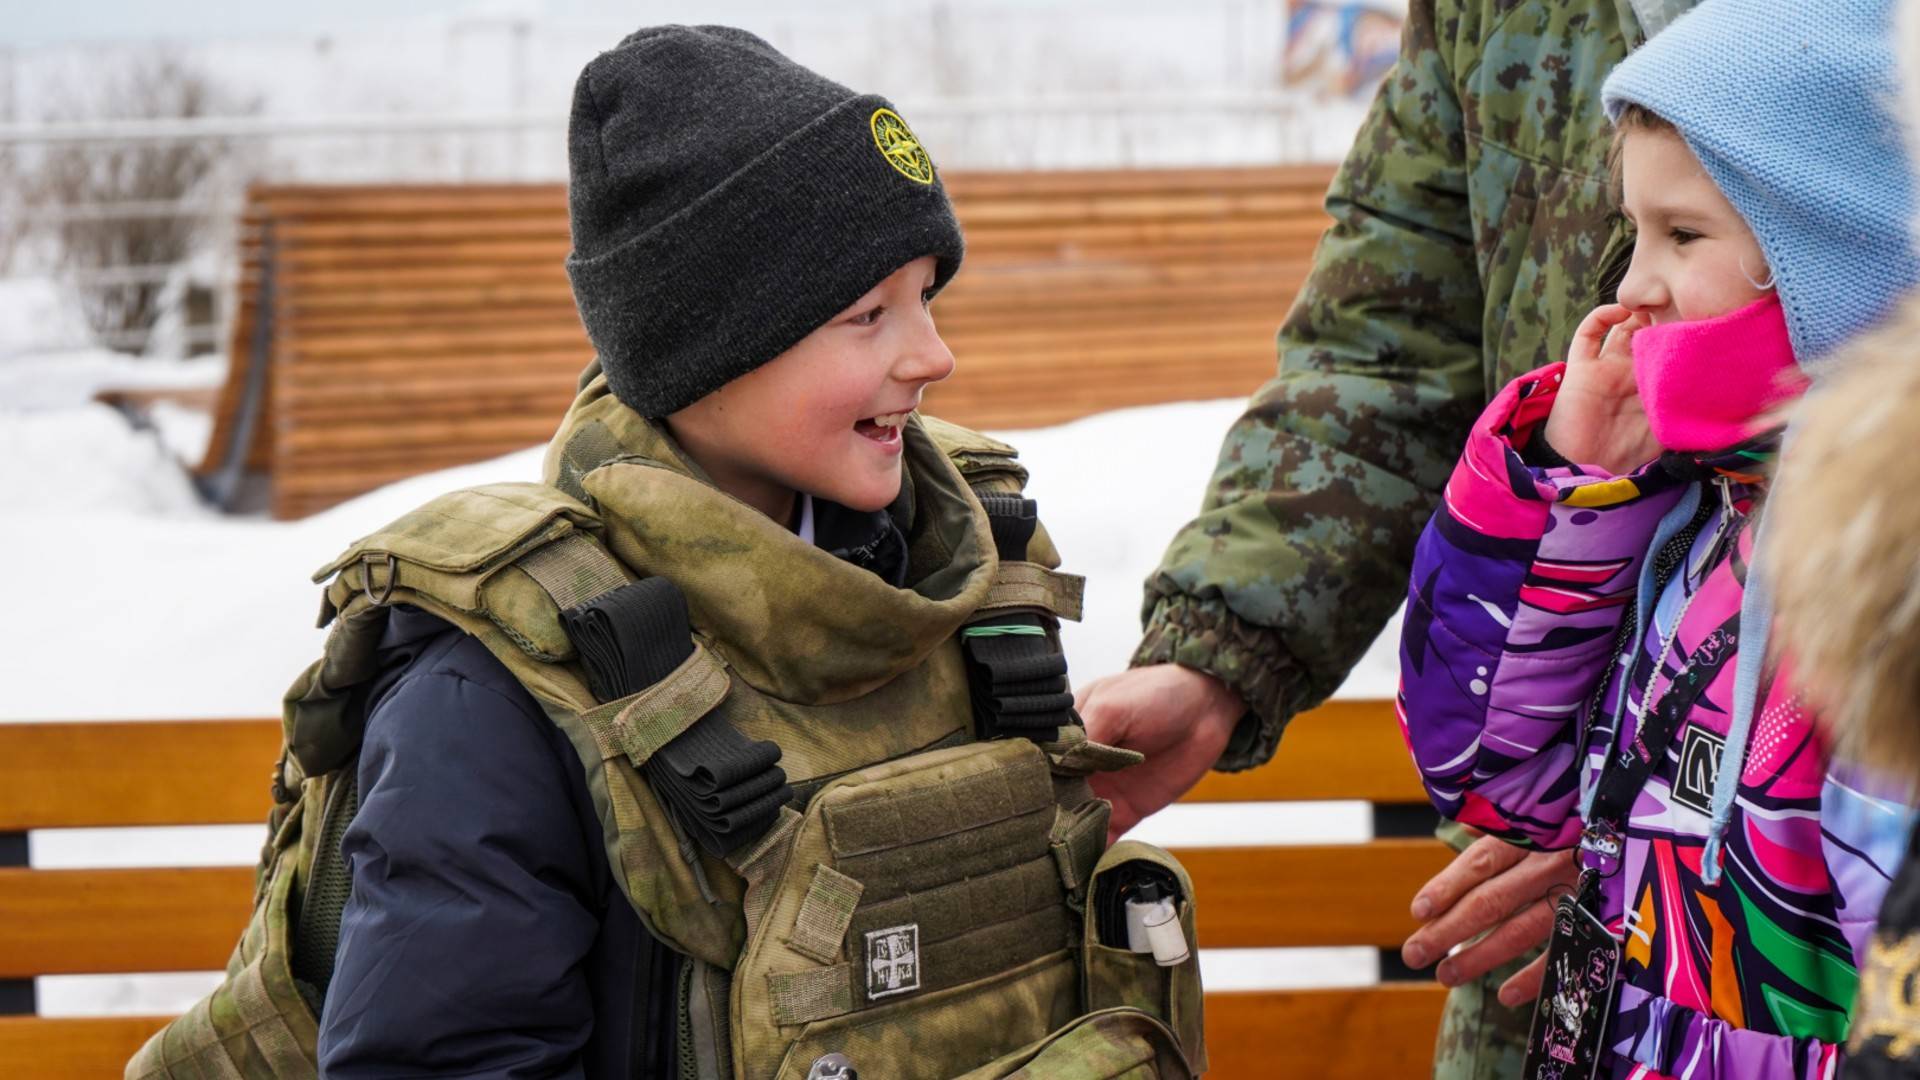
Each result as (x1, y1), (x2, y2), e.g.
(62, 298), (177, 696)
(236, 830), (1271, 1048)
(1630, 294), (1808, 452)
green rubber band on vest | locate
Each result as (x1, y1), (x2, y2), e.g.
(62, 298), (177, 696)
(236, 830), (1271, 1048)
(961, 625), (1047, 638)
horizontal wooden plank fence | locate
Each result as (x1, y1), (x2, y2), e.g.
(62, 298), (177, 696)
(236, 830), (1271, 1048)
(189, 166), (1337, 518)
(0, 699), (1447, 1078)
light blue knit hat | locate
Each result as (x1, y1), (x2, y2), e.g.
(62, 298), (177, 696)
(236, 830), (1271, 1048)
(1602, 0), (1920, 366)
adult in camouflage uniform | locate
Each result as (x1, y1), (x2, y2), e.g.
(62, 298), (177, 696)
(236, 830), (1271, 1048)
(1076, 1), (1693, 1075)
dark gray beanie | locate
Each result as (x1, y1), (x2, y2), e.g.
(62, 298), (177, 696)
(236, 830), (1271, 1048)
(565, 25), (966, 417)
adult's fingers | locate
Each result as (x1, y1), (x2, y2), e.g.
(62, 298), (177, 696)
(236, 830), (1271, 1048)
(1497, 951), (1551, 1008)
(1403, 844), (1573, 970)
(1434, 895), (1556, 988)
(1408, 835), (1527, 923)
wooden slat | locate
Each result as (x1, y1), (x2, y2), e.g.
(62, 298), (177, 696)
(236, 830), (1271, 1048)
(1205, 984), (1446, 1079)
(0, 699), (1408, 832)
(0, 866), (256, 977)
(0, 985), (1443, 1079)
(0, 719), (281, 830)
(0, 839), (1445, 977)
(1186, 699), (1424, 805)
(1185, 840), (1450, 949)
(0, 1016), (168, 1079)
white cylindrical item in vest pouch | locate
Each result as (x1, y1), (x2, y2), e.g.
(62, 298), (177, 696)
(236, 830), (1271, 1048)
(1124, 895), (1189, 966)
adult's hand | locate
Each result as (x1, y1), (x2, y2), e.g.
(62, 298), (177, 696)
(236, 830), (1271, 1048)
(1400, 832), (1580, 1007)
(1075, 664), (1244, 843)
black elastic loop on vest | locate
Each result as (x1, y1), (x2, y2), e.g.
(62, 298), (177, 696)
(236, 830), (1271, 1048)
(977, 495), (1038, 563)
(961, 611), (1077, 742)
(559, 577), (790, 856)
(648, 714), (790, 856)
(961, 494), (1077, 742)
(560, 577), (695, 703)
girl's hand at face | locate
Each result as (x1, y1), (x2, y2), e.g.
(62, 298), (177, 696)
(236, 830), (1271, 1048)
(1541, 304), (1662, 475)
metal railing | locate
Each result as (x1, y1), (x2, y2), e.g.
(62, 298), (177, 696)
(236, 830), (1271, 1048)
(0, 94), (1313, 362)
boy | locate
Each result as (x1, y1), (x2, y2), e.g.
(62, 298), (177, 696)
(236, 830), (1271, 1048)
(129, 26), (1203, 1079)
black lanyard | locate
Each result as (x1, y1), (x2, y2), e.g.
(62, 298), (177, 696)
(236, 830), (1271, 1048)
(1584, 609), (1742, 835)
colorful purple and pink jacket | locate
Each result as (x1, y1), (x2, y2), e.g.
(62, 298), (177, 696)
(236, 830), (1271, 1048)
(1398, 363), (1912, 1080)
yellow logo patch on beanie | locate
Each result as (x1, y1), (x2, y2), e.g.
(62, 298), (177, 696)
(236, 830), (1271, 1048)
(870, 108), (934, 185)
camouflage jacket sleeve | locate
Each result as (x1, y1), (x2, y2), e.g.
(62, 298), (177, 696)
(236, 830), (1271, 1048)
(1136, 0), (1487, 771)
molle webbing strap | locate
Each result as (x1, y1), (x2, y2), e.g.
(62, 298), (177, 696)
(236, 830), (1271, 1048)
(130, 857), (322, 1078)
(824, 755), (1056, 891)
(787, 864), (866, 965)
(166, 996), (245, 1080)
(520, 532), (633, 626)
(768, 965), (855, 1026)
(577, 645), (733, 768)
(971, 491), (1085, 620)
(981, 562), (1086, 621)
(230, 959), (312, 1074)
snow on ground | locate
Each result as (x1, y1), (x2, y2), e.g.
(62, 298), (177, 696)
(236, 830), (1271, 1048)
(3, 366), (1410, 1010)
(0, 388), (1401, 720)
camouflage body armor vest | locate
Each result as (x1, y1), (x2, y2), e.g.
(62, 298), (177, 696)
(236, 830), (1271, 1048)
(129, 376), (1206, 1080)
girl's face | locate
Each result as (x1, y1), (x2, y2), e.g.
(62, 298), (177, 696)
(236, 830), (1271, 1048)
(665, 256), (955, 526)
(1615, 126), (1772, 325)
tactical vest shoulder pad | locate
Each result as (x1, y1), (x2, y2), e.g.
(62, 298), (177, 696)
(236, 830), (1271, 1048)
(919, 414), (1028, 494)
(918, 414), (1074, 581)
(291, 482), (628, 779)
(313, 481), (615, 654)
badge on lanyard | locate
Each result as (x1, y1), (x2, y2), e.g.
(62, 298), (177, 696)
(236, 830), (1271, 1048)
(1521, 872), (1621, 1080)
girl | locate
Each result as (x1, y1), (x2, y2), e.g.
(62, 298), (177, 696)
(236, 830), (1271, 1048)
(1398, 0), (1920, 1075)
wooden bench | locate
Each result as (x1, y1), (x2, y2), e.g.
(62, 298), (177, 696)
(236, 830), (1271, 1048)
(0, 699), (1448, 1078)
(190, 166), (1337, 519)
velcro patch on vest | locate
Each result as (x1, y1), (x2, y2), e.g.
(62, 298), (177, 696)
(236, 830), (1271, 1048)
(864, 923), (922, 999)
(789, 864), (865, 966)
(1671, 725), (1726, 817)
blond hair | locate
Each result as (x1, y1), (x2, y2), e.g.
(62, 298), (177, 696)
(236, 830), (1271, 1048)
(1767, 297), (1920, 778)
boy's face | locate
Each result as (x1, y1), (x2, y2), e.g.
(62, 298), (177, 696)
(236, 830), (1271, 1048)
(666, 256), (954, 524)
(1615, 126), (1772, 326)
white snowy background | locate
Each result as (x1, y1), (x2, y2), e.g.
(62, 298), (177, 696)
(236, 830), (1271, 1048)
(0, 0), (1415, 1022)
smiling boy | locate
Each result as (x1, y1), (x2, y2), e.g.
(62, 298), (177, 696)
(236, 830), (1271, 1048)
(131, 24), (1205, 1080)
(317, 27), (979, 1076)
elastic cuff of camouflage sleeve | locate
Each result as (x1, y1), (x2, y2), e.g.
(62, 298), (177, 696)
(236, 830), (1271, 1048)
(1131, 593), (1313, 772)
